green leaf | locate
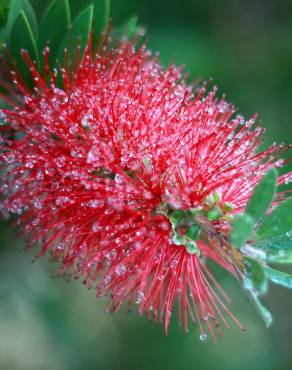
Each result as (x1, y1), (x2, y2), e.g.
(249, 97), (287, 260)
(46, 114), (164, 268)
(10, 10), (39, 67)
(257, 198), (292, 240)
(244, 257), (267, 293)
(265, 267), (292, 289)
(254, 232), (292, 251)
(246, 168), (277, 223)
(185, 223), (201, 241)
(6, 0), (38, 42)
(265, 249), (292, 264)
(38, 0), (71, 65)
(230, 214), (254, 248)
(246, 290), (273, 328)
(0, 0), (9, 29)
(58, 4), (93, 66)
(92, 0), (110, 38)
(206, 206), (222, 221)
(169, 210), (184, 223)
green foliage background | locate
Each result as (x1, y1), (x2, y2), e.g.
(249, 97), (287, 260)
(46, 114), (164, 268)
(1, 0), (292, 369)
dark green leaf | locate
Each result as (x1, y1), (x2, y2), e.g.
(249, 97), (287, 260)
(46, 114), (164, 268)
(230, 214), (254, 248)
(246, 168), (277, 223)
(257, 198), (292, 240)
(92, 0), (110, 38)
(58, 4), (93, 66)
(265, 267), (292, 289)
(38, 0), (70, 65)
(244, 257), (267, 293)
(10, 10), (39, 67)
(6, 0), (38, 42)
(0, 0), (9, 29)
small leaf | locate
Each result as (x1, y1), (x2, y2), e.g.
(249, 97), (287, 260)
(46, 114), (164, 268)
(6, 0), (38, 42)
(246, 168), (277, 223)
(230, 214), (254, 248)
(38, 0), (71, 65)
(265, 267), (292, 289)
(10, 10), (39, 67)
(206, 206), (223, 221)
(247, 290), (273, 327)
(257, 198), (292, 240)
(186, 241), (199, 255)
(92, 0), (110, 38)
(244, 257), (267, 293)
(58, 4), (93, 66)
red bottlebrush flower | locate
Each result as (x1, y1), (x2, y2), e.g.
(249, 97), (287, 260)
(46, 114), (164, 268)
(1, 40), (292, 341)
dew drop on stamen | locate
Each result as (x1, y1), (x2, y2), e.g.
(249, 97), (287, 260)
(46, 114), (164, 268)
(115, 264), (126, 276)
(92, 222), (100, 232)
(52, 88), (68, 104)
(136, 291), (145, 304)
(87, 146), (99, 163)
(199, 333), (208, 341)
(115, 174), (123, 184)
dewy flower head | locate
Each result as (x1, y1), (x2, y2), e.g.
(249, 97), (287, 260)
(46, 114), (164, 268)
(1, 39), (292, 341)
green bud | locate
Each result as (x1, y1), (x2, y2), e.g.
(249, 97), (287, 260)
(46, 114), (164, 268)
(189, 207), (202, 217)
(169, 210), (185, 223)
(204, 194), (214, 206)
(206, 206), (223, 221)
(213, 191), (222, 203)
(224, 214), (234, 222)
(185, 223), (201, 241)
(223, 201), (234, 212)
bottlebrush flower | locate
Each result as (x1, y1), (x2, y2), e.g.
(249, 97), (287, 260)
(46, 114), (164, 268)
(1, 40), (292, 341)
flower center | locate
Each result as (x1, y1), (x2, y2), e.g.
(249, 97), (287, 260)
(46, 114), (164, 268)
(162, 191), (234, 255)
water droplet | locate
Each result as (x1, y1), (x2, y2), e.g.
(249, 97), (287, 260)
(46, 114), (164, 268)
(275, 159), (284, 168)
(36, 171), (44, 180)
(104, 275), (111, 285)
(52, 88), (68, 103)
(115, 264), (126, 276)
(57, 242), (65, 251)
(56, 156), (66, 168)
(199, 333), (208, 341)
(88, 199), (104, 208)
(33, 200), (43, 209)
(45, 167), (55, 176)
(115, 174), (123, 184)
(55, 196), (70, 206)
(4, 152), (15, 163)
(81, 115), (92, 128)
(92, 222), (100, 232)
(136, 291), (145, 304)
(87, 146), (99, 163)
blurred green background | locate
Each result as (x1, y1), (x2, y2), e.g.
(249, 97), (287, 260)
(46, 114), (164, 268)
(1, 0), (292, 369)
